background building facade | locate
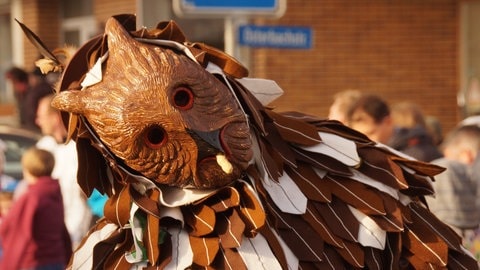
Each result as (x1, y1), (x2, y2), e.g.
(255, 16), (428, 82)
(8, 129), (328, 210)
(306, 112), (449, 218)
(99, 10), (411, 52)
(1, 0), (479, 134)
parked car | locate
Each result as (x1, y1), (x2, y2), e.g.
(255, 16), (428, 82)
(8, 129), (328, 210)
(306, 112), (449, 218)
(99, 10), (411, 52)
(0, 125), (41, 180)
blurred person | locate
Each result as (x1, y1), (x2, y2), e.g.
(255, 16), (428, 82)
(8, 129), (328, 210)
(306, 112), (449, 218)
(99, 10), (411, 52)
(5, 67), (31, 128)
(35, 94), (92, 248)
(5, 67), (52, 131)
(425, 125), (480, 248)
(346, 94), (394, 144)
(328, 89), (362, 124)
(0, 147), (72, 270)
(425, 115), (444, 146)
(388, 101), (442, 162)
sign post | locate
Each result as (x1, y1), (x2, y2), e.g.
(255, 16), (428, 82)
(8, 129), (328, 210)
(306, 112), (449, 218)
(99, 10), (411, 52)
(238, 25), (313, 49)
(173, 0), (286, 18)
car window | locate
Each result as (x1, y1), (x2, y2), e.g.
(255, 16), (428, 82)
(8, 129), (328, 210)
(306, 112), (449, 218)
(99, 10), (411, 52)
(0, 133), (38, 180)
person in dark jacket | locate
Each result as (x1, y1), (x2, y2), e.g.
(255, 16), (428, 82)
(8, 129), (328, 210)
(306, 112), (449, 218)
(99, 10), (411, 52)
(388, 101), (442, 162)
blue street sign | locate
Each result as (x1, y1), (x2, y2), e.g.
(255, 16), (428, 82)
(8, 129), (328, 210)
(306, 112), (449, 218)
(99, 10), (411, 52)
(173, 0), (286, 17)
(238, 25), (313, 49)
(182, 0), (276, 9)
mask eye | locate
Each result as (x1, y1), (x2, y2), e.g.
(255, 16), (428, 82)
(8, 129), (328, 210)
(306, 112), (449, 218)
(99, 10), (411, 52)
(172, 86), (194, 110)
(143, 125), (167, 149)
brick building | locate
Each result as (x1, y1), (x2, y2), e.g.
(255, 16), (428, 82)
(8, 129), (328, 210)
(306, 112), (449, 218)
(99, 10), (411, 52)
(2, 0), (480, 134)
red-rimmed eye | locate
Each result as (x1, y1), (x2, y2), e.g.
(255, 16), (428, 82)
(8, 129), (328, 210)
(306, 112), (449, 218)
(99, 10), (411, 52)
(143, 125), (167, 149)
(172, 86), (194, 110)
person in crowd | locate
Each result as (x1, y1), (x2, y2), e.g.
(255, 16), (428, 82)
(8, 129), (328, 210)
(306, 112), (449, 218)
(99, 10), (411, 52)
(5, 67), (31, 128)
(0, 147), (72, 270)
(345, 94), (394, 144)
(5, 67), (52, 131)
(35, 94), (93, 248)
(425, 125), (480, 243)
(328, 89), (362, 124)
(388, 101), (443, 162)
(425, 115), (444, 146)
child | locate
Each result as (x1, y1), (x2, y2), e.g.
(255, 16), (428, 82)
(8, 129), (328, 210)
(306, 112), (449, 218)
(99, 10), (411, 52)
(0, 147), (72, 270)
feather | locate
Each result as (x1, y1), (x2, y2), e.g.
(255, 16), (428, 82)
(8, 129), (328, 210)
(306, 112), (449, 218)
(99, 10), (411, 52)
(71, 222), (119, 270)
(402, 226), (448, 268)
(75, 137), (109, 196)
(447, 250), (480, 270)
(293, 147), (353, 177)
(266, 110), (322, 146)
(262, 170), (308, 214)
(80, 52), (108, 88)
(15, 19), (60, 65)
(336, 240), (365, 268)
(314, 119), (373, 144)
(217, 210), (245, 248)
(184, 204), (216, 237)
(256, 223), (291, 269)
(317, 246), (347, 270)
(125, 204), (146, 264)
(144, 213), (160, 265)
(270, 228), (299, 270)
(164, 227), (193, 270)
(300, 132), (360, 167)
(101, 227), (134, 269)
(253, 132), (282, 181)
(363, 247), (384, 270)
(369, 192), (404, 232)
(271, 207), (325, 262)
(348, 206), (386, 249)
(196, 186), (240, 212)
(303, 204), (345, 248)
(237, 235), (283, 270)
(348, 169), (400, 200)
(235, 77), (284, 106)
(103, 185), (131, 226)
(392, 156), (445, 176)
(216, 248), (247, 270)
(408, 203), (463, 252)
(285, 163), (332, 203)
(229, 79), (267, 134)
(189, 236), (220, 266)
(401, 170), (435, 196)
(357, 151), (409, 190)
(259, 116), (299, 169)
(236, 180), (266, 236)
(325, 175), (387, 215)
(66, 112), (78, 144)
(312, 199), (359, 243)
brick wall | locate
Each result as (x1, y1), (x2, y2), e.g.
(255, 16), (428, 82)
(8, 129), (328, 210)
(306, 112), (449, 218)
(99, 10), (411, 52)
(93, 0), (135, 26)
(22, 0), (60, 72)
(251, 0), (460, 133)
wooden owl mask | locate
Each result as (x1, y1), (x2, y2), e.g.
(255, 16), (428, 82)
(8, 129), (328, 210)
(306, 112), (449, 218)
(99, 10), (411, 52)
(51, 17), (253, 189)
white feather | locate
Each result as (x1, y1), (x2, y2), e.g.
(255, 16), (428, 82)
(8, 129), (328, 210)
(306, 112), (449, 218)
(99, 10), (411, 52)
(236, 77), (284, 105)
(237, 235), (283, 270)
(349, 206), (386, 249)
(80, 52), (108, 88)
(263, 172), (308, 214)
(126, 204), (144, 263)
(70, 223), (118, 269)
(271, 229), (299, 269)
(165, 227), (193, 270)
(301, 132), (361, 167)
(349, 169), (400, 200)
